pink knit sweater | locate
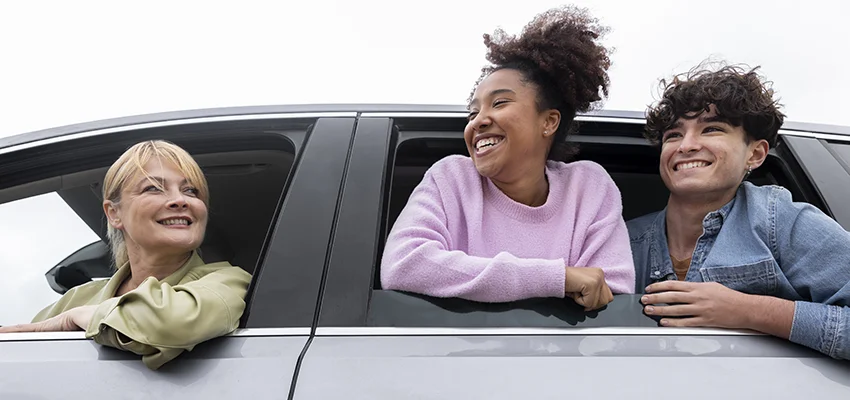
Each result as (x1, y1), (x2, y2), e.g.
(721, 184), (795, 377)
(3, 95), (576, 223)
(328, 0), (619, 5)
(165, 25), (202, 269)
(380, 155), (635, 302)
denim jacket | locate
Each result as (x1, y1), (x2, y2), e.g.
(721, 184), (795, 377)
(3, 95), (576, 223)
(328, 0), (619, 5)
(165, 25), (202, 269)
(628, 182), (850, 360)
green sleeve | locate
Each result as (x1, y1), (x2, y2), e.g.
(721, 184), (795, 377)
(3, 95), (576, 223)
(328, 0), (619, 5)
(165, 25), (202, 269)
(84, 266), (251, 370)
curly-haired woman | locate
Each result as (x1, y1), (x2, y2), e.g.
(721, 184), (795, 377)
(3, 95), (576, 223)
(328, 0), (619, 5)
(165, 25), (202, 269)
(380, 6), (635, 310)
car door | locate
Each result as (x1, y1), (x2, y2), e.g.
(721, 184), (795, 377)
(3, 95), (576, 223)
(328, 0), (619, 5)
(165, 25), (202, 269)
(293, 110), (850, 399)
(0, 108), (354, 399)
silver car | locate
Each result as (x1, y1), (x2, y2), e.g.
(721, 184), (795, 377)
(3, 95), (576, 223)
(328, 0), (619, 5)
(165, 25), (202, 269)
(1, 105), (849, 399)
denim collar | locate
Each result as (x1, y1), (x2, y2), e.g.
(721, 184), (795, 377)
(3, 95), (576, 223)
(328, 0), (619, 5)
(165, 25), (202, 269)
(646, 189), (739, 283)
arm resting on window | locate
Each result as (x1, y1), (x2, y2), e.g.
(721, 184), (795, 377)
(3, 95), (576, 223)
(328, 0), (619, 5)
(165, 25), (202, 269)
(84, 266), (251, 370)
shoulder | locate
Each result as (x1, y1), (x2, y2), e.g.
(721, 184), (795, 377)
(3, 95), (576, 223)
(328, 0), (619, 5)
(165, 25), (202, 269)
(626, 211), (662, 242)
(426, 155), (476, 179)
(738, 182), (805, 218)
(421, 155), (481, 193)
(548, 160), (621, 209)
(547, 159), (613, 181)
(739, 181), (789, 201)
(183, 261), (252, 284)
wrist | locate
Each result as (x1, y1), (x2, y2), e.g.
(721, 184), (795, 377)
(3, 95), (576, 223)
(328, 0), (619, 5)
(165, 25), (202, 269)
(739, 294), (794, 339)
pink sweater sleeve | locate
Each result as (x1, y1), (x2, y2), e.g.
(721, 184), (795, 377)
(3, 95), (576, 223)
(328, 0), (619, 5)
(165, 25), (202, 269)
(570, 165), (635, 294)
(380, 172), (567, 303)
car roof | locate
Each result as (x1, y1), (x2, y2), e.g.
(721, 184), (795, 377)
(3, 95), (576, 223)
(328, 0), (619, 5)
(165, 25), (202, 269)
(2, 104), (849, 152)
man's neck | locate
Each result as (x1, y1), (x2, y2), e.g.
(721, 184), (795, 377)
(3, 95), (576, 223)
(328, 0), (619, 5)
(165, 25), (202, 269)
(492, 166), (549, 207)
(124, 249), (192, 290)
(665, 191), (735, 260)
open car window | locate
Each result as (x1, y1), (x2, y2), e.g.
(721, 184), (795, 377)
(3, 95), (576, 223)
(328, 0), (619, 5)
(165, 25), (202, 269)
(365, 120), (813, 329)
(0, 193), (99, 325)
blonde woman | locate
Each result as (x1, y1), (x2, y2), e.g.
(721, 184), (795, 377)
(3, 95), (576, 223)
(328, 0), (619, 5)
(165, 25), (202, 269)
(0, 140), (251, 370)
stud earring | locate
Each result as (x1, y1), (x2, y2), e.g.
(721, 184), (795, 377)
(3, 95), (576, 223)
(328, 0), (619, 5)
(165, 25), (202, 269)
(544, 130), (549, 135)
(745, 165), (752, 177)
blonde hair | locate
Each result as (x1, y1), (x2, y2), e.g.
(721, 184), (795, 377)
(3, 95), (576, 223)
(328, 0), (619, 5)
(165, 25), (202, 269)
(103, 140), (209, 268)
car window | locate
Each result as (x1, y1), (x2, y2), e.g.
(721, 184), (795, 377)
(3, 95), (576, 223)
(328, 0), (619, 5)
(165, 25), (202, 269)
(370, 125), (661, 328)
(0, 193), (99, 326)
(363, 120), (811, 329)
(0, 118), (314, 329)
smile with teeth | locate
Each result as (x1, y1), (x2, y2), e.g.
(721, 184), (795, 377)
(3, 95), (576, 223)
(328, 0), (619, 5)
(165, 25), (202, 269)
(158, 218), (191, 226)
(475, 137), (504, 152)
(675, 161), (711, 171)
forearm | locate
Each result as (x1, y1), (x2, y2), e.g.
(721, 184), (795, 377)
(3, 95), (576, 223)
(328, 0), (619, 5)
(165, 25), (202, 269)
(381, 241), (566, 302)
(741, 294), (794, 339)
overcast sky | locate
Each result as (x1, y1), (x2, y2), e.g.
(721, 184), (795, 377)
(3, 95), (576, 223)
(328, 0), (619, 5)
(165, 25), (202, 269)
(1, 0), (848, 324)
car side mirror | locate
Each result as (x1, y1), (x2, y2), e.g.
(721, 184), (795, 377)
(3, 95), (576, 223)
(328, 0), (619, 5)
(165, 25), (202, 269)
(45, 241), (114, 294)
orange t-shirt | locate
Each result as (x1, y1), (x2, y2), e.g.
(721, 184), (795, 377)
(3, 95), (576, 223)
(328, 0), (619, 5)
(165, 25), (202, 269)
(671, 254), (692, 281)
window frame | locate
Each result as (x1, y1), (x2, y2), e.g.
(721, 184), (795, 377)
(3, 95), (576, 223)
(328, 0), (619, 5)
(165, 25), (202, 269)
(0, 112), (343, 332)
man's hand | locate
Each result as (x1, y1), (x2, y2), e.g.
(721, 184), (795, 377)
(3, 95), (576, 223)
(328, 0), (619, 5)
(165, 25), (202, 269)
(0, 305), (97, 333)
(565, 266), (614, 311)
(641, 281), (752, 329)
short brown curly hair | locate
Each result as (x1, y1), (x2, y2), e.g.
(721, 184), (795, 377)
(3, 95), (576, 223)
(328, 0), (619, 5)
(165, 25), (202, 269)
(470, 5), (612, 161)
(645, 62), (786, 147)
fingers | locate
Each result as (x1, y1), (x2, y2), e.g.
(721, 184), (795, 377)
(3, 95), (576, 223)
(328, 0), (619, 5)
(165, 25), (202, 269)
(575, 286), (613, 311)
(0, 324), (36, 333)
(641, 291), (693, 305)
(658, 317), (706, 327)
(644, 304), (697, 317)
(645, 280), (695, 293)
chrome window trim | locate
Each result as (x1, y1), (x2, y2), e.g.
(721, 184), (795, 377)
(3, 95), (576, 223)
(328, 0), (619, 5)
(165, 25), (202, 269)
(359, 112), (646, 125)
(0, 327), (310, 342)
(778, 130), (850, 143)
(314, 327), (763, 337)
(0, 112), (357, 156)
(229, 327), (311, 337)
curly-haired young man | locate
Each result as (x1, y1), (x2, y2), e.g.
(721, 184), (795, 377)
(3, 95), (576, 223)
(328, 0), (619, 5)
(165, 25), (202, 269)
(629, 63), (850, 360)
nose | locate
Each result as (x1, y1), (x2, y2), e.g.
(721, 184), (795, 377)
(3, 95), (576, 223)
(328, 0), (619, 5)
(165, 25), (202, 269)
(167, 191), (189, 209)
(468, 109), (491, 133)
(678, 130), (702, 153)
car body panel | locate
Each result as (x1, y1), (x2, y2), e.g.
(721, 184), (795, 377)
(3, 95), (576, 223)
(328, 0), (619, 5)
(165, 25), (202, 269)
(0, 332), (307, 399)
(296, 334), (850, 399)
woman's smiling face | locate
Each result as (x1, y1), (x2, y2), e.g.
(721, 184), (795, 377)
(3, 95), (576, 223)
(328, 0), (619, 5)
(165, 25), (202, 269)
(464, 68), (558, 183)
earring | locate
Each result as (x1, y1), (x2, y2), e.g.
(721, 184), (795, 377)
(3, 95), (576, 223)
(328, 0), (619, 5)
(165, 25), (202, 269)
(544, 130), (549, 135)
(745, 165), (752, 176)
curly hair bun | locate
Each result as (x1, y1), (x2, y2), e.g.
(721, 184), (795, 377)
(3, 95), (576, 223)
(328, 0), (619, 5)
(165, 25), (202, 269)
(480, 5), (612, 115)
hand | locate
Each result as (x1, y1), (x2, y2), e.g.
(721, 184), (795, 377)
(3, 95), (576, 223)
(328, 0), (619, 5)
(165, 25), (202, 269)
(0, 305), (97, 333)
(564, 266), (614, 311)
(641, 281), (750, 328)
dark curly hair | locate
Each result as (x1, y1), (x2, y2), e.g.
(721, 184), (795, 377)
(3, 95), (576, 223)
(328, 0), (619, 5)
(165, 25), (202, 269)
(645, 62), (786, 147)
(469, 5), (612, 162)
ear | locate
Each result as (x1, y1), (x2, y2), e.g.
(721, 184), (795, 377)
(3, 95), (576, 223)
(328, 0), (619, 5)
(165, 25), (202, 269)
(103, 200), (123, 230)
(542, 109), (561, 138)
(747, 139), (770, 170)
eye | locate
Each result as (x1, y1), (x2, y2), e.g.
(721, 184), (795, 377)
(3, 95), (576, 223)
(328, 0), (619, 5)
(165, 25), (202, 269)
(703, 126), (725, 133)
(183, 187), (200, 196)
(467, 111), (479, 121)
(493, 99), (509, 107)
(662, 132), (682, 142)
(142, 185), (162, 193)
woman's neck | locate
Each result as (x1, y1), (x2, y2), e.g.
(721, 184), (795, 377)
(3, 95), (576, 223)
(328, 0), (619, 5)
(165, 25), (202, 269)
(492, 166), (549, 207)
(123, 249), (192, 291)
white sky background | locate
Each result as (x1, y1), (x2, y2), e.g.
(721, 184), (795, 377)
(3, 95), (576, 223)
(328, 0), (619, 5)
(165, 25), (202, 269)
(1, 0), (849, 324)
